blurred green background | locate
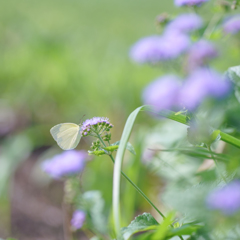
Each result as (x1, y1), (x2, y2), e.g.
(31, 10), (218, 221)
(1, 0), (240, 239)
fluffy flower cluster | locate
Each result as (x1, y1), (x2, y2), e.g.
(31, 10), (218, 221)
(180, 68), (230, 110)
(71, 210), (86, 229)
(42, 150), (87, 179)
(81, 117), (113, 136)
(187, 40), (218, 69)
(129, 33), (190, 64)
(174, 0), (209, 6)
(142, 75), (181, 111)
(130, 13), (203, 65)
(223, 15), (240, 34)
(206, 181), (240, 215)
(143, 68), (231, 111)
(131, 1), (231, 112)
(165, 14), (203, 33)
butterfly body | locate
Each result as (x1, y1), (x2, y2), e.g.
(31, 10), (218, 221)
(50, 123), (82, 150)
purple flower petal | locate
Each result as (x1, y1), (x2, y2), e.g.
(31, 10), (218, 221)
(223, 15), (240, 34)
(130, 33), (190, 64)
(129, 36), (164, 64)
(187, 40), (218, 69)
(206, 181), (240, 215)
(81, 117), (113, 136)
(42, 150), (88, 179)
(71, 210), (86, 229)
(142, 75), (181, 111)
(175, 0), (209, 7)
(180, 68), (231, 110)
(166, 14), (203, 33)
(160, 31), (190, 59)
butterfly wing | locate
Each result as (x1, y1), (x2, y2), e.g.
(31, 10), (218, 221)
(50, 123), (82, 150)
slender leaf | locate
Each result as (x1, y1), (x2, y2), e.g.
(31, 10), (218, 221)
(113, 106), (146, 234)
(158, 147), (228, 162)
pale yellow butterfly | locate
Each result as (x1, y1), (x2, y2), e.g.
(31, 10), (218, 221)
(50, 123), (82, 150)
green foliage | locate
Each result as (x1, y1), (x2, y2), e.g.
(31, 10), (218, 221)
(161, 147), (228, 162)
(152, 212), (174, 239)
(167, 223), (202, 238)
(104, 145), (119, 152)
(119, 213), (159, 240)
(80, 191), (108, 234)
(187, 124), (221, 147)
(88, 142), (136, 156)
(226, 65), (240, 103)
(111, 141), (136, 155)
(209, 130), (221, 145)
(119, 212), (202, 240)
(88, 150), (106, 156)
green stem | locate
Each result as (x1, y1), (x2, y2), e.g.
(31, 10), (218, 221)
(97, 134), (165, 218)
(109, 154), (165, 219)
(219, 132), (240, 149)
(207, 145), (227, 183)
(109, 154), (183, 240)
(97, 134), (184, 240)
(151, 109), (240, 150)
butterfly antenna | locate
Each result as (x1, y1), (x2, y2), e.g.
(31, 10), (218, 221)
(79, 114), (86, 125)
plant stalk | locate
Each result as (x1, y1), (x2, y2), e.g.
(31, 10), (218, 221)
(97, 134), (184, 240)
(97, 134), (165, 219)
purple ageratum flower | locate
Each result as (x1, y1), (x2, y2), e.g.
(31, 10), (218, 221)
(42, 150), (87, 179)
(175, 0), (209, 7)
(81, 117), (113, 136)
(187, 40), (218, 69)
(130, 33), (190, 64)
(82, 117), (111, 129)
(179, 68), (231, 110)
(142, 75), (181, 112)
(160, 31), (190, 59)
(71, 210), (86, 229)
(129, 36), (164, 64)
(206, 181), (240, 215)
(165, 14), (203, 33)
(223, 15), (240, 34)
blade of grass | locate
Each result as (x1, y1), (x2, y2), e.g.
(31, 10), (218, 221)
(113, 106), (146, 234)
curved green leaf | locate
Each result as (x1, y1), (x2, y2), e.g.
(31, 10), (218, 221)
(113, 106), (146, 234)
